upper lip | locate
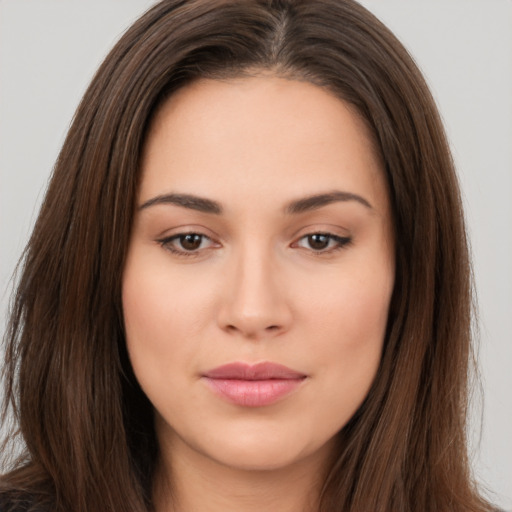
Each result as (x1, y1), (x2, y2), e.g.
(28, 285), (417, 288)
(203, 362), (306, 380)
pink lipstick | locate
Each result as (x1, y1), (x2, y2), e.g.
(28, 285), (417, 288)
(202, 362), (307, 407)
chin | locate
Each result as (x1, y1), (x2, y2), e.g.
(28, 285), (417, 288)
(211, 445), (302, 472)
(185, 422), (336, 474)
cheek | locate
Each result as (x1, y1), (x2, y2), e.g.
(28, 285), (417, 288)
(123, 266), (172, 355)
(121, 252), (214, 395)
(314, 292), (388, 379)
(298, 253), (393, 345)
(299, 260), (393, 411)
(123, 243), (217, 333)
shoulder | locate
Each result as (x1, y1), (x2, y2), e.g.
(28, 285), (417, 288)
(0, 476), (50, 512)
(0, 504), (40, 512)
(0, 495), (43, 512)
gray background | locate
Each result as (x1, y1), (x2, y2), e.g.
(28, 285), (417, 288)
(1, 0), (511, 509)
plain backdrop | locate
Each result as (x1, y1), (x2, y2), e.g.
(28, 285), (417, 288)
(0, 0), (511, 509)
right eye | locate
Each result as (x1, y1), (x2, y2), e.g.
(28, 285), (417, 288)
(158, 233), (217, 256)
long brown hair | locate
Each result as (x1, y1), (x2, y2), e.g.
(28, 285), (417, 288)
(1, 1), (495, 511)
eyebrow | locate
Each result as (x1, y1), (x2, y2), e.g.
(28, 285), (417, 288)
(139, 193), (222, 214)
(285, 191), (372, 214)
(138, 190), (372, 215)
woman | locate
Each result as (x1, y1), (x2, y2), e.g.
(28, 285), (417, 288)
(0, 0), (498, 511)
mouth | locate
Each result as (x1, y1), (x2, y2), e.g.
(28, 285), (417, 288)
(201, 362), (307, 407)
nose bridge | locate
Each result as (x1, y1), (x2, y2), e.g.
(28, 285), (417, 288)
(219, 238), (291, 337)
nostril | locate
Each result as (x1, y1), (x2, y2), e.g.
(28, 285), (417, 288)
(224, 323), (281, 335)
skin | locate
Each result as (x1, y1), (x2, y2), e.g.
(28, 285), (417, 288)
(122, 75), (395, 512)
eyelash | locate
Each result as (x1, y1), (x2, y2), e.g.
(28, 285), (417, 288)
(157, 232), (352, 257)
(293, 233), (352, 254)
(157, 232), (217, 258)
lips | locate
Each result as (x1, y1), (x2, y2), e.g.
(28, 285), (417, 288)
(202, 362), (307, 407)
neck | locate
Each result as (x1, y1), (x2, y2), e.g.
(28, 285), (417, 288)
(153, 436), (331, 512)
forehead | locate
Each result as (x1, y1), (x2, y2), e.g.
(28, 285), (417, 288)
(140, 76), (388, 214)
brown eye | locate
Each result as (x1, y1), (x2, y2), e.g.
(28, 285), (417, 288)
(294, 233), (352, 253)
(158, 232), (216, 256)
(307, 234), (330, 250)
(179, 234), (203, 251)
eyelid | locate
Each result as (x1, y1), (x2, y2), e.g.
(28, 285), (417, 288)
(290, 229), (353, 254)
(155, 225), (352, 257)
(157, 229), (221, 257)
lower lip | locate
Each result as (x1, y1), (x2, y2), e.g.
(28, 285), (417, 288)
(203, 377), (305, 407)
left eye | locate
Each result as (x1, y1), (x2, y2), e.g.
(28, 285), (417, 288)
(295, 233), (351, 252)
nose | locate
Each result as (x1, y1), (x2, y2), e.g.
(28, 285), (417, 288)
(217, 245), (293, 340)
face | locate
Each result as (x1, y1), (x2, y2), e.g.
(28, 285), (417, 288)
(122, 76), (395, 473)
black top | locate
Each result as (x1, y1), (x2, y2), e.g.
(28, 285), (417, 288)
(0, 497), (41, 512)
